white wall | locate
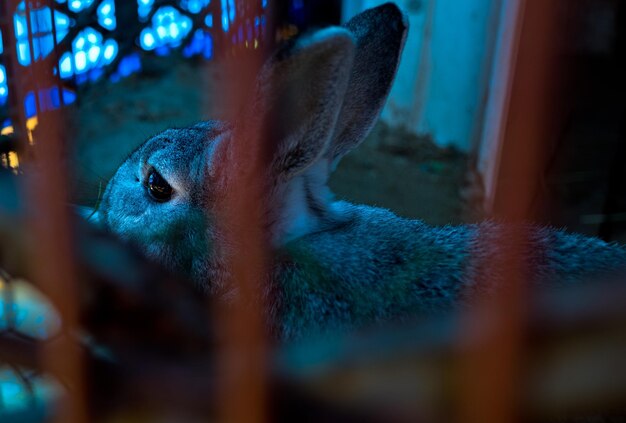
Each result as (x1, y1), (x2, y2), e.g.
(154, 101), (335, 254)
(343, 0), (501, 152)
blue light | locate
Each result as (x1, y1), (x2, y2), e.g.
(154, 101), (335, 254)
(59, 52), (73, 77)
(97, 0), (116, 31)
(203, 32), (214, 59)
(138, 0), (155, 21)
(155, 45), (170, 56)
(24, 92), (36, 118)
(0, 370), (30, 414)
(87, 31), (98, 44)
(49, 87), (62, 108)
(140, 28), (156, 50)
(14, 17), (25, 37)
(0, 66), (6, 85)
(228, 0), (236, 22)
(0, 65), (7, 106)
(68, 0), (94, 13)
(0, 29), (4, 54)
(13, 3), (71, 66)
(183, 29), (213, 59)
(138, 6), (193, 51)
(262, 0), (268, 8)
(59, 27), (118, 81)
(221, 0), (229, 32)
(63, 90), (77, 104)
(169, 22), (180, 39)
(88, 45), (101, 62)
(102, 40), (118, 61)
(205, 14), (213, 28)
(181, 0), (210, 14)
(111, 53), (142, 81)
(75, 51), (87, 71)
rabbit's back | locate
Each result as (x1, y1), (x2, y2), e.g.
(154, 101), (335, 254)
(273, 203), (626, 340)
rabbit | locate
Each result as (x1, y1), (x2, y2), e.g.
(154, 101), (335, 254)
(94, 3), (626, 341)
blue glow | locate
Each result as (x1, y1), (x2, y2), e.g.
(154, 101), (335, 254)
(140, 28), (156, 50)
(181, 0), (211, 14)
(221, 0), (229, 31)
(110, 53), (142, 82)
(58, 27), (117, 80)
(137, 0), (155, 21)
(63, 89), (77, 104)
(75, 51), (87, 71)
(59, 52), (73, 78)
(228, 0), (236, 22)
(183, 29), (213, 59)
(0, 369), (30, 414)
(13, 3), (71, 66)
(0, 0), (267, 120)
(88, 45), (101, 62)
(254, 16), (261, 38)
(0, 65), (7, 106)
(103, 41), (118, 61)
(24, 92), (36, 118)
(0, 300), (5, 331)
(138, 6), (192, 51)
(155, 45), (170, 56)
(0, 367), (63, 415)
(50, 87), (63, 108)
(68, 0), (94, 13)
(0, 30), (3, 54)
(97, 0), (116, 31)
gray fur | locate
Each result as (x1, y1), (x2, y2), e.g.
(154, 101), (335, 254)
(98, 4), (626, 341)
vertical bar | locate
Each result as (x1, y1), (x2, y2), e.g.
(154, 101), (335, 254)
(211, 1), (277, 422)
(23, 1), (42, 121)
(477, 0), (525, 212)
(458, 0), (564, 422)
(13, 0), (87, 421)
(48, 0), (65, 107)
(1, 0), (29, 145)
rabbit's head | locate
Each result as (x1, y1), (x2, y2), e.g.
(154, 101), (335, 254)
(98, 4), (408, 289)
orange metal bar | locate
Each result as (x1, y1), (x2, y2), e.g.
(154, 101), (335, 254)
(9, 1), (88, 421)
(458, 1), (565, 422)
(210, 2), (277, 422)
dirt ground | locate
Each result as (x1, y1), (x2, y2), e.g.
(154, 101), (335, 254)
(71, 59), (470, 226)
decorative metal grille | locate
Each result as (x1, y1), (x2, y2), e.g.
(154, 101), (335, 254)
(0, 0), (283, 172)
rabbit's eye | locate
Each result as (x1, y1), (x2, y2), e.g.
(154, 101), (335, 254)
(146, 169), (173, 202)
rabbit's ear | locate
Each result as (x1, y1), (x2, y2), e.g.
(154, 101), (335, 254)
(328, 3), (408, 166)
(244, 27), (355, 180)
